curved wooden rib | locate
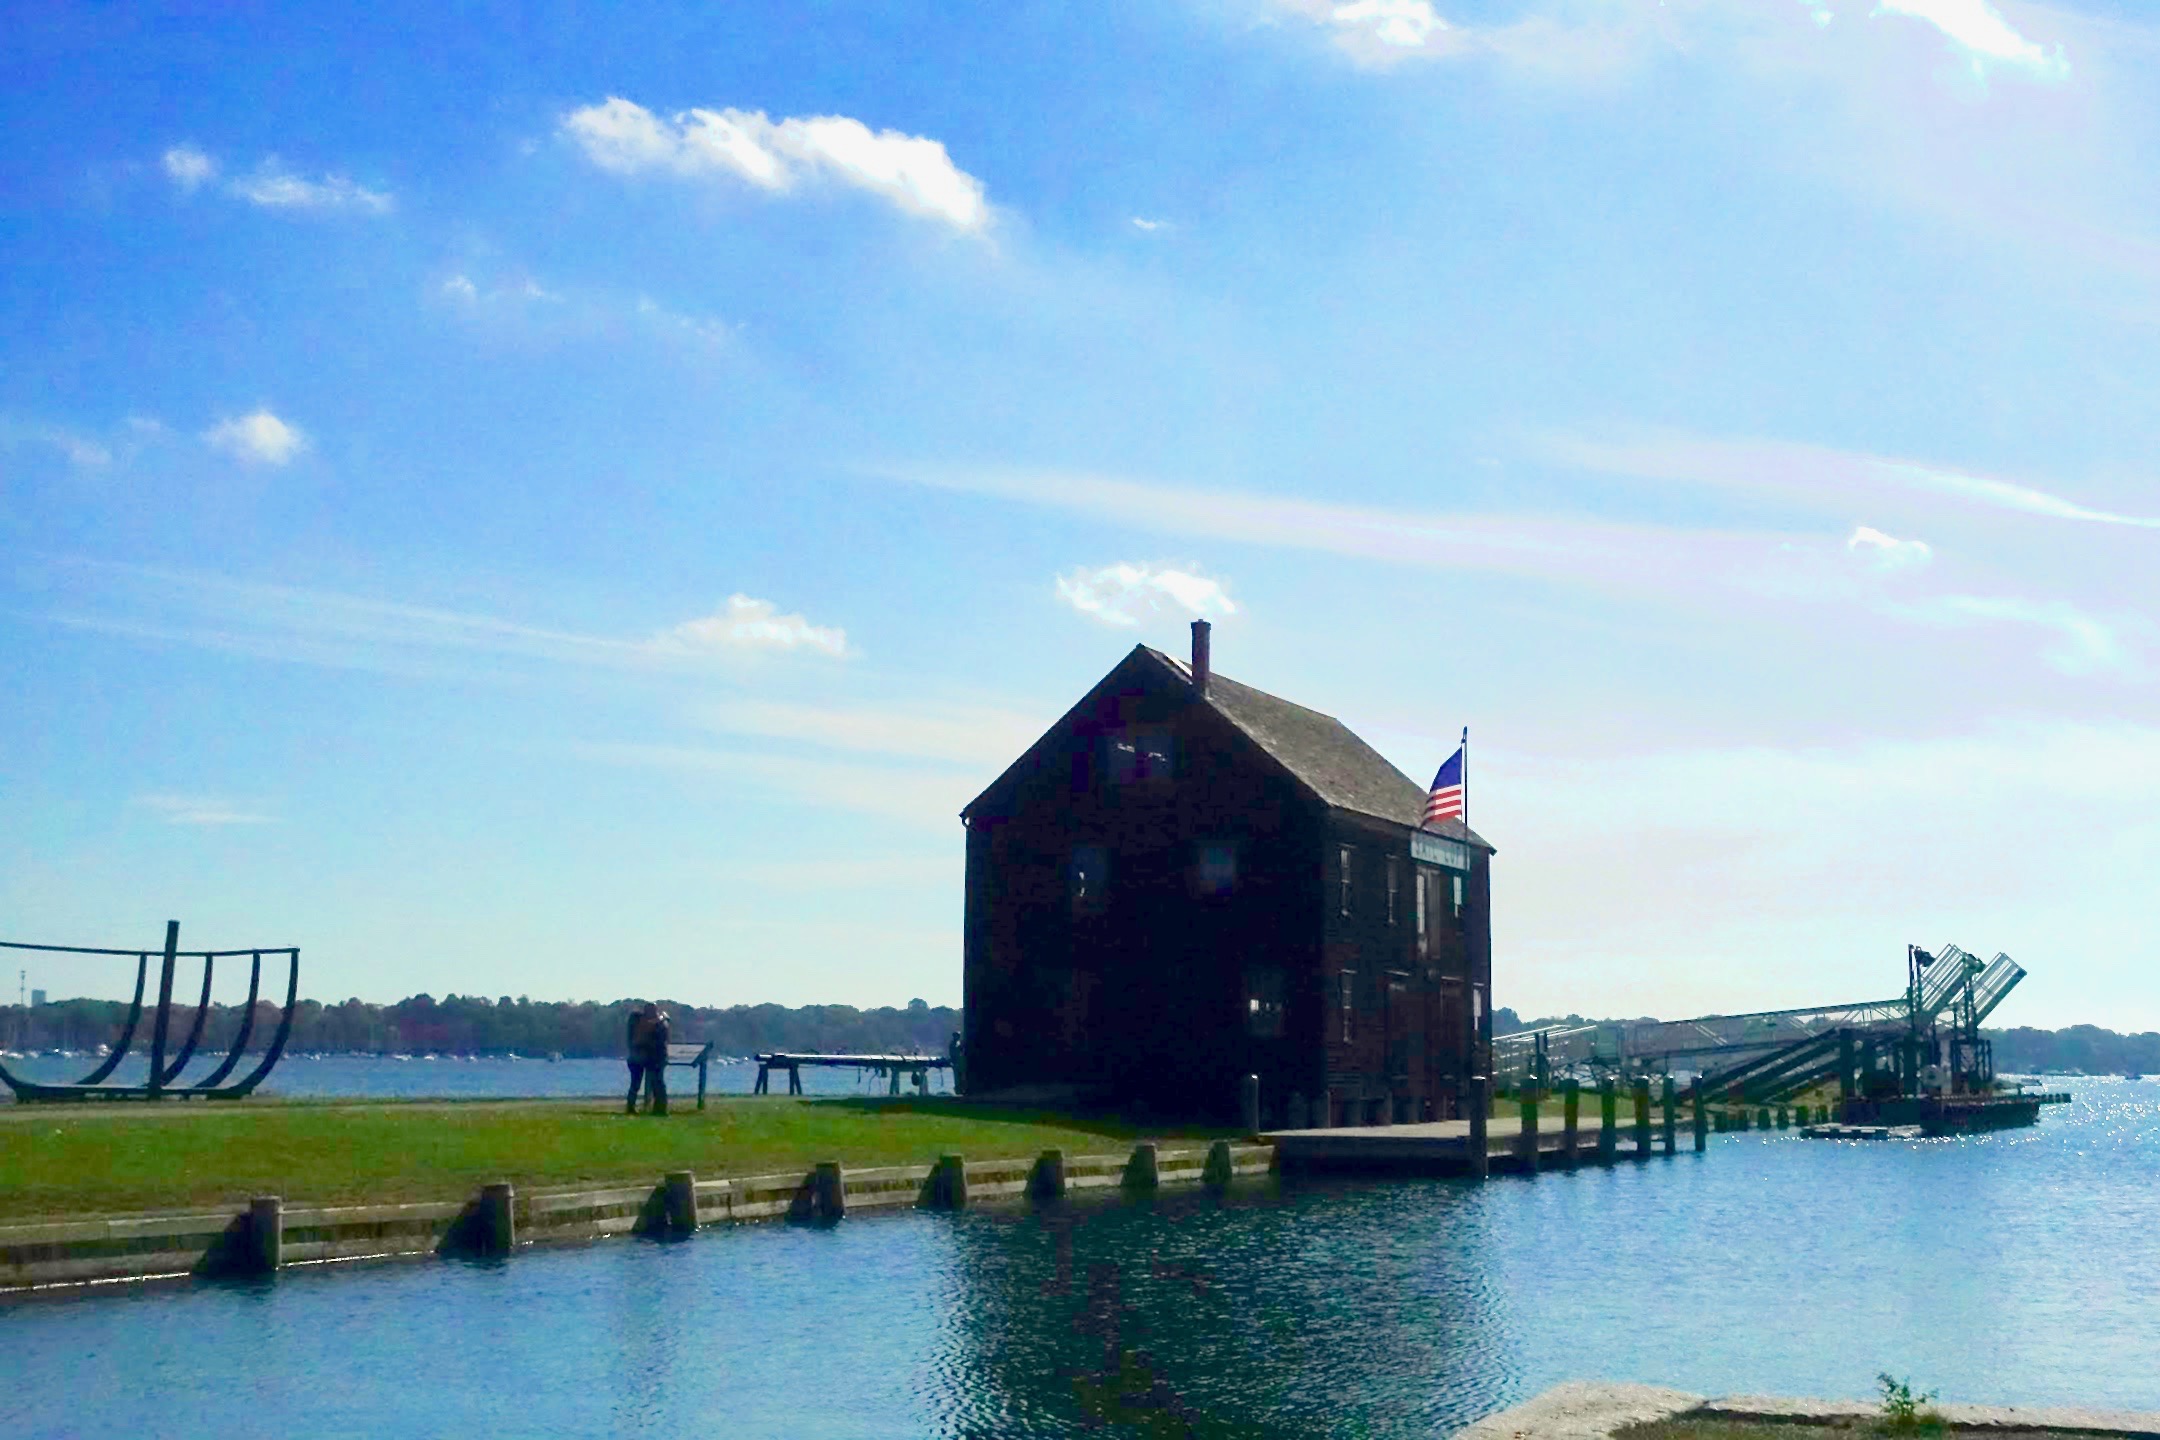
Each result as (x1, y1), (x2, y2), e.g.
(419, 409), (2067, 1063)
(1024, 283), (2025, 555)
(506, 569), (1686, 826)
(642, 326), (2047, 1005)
(155, 954), (216, 1087)
(75, 953), (150, 1086)
(192, 952), (262, 1090)
(219, 950), (298, 1097)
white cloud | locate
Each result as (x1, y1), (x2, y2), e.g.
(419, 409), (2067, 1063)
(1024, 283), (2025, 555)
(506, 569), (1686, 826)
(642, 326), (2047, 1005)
(654, 595), (850, 658)
(1274, 0), (1468, 63)
(40, 563), (857, 680)
(1130, 216), (1170, 233)
(635, 295), (731, 346)
(162, 145), (217, 191)
(442, 274), (480, 302)
(1845, 524), (1933, 569)
(1056, 563), (1240, 627)
(1875, 0), (2068, 80)
(701, 699), (1045, 768)
(1914, 594), (2134, 675)
(228, 163), (393, 215)
(560, 97), (991, 232)
(1544, 431), (2160, 530)
(135, 793), (275, 826)
(202, 408), (307, 466)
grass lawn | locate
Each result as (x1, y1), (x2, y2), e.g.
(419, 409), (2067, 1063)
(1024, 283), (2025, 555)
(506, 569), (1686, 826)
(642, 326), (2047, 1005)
(0, 1096), (1240, 1222)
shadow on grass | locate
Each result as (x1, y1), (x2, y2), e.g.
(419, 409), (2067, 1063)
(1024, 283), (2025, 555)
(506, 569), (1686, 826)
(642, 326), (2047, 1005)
(805, 1095), (1246, 1142)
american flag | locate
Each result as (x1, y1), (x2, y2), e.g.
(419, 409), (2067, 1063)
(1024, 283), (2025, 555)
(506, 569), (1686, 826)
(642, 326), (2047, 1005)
(1424, 741), (1465, 826)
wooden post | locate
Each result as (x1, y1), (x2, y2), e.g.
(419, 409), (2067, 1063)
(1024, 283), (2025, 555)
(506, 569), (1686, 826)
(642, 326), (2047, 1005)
(933, 1154), (968, 1209)
(1468, 1076), (1490, 1180)
(696, 1054), (708, 1110)
(754, 1063), (769, 1095)
(1204, 1139), (1234, 1188)
(1758, 1105), (1772, 1131)
(1632, 1080), (1651, 1158)
(480, 1181), (515, 1256)
(788, 1062), (803, 1096)
(665, 1170), (699, 1233)
(1517, 1093), (1540, 1173)
(248, 1195), (283, 1274)
(1124, 1141), (1159, 1190)
(1661, 1077), (1677, 1156)
(1597, 1079), (1617, 1164)
(1691, 1082), (1708, 1153)
(146, 919), (180, 1096)
(1031, 1148), (1066, 1200)
(1242, 1074), (1261, 1136)
(1561, 1080), (1580, 1170)
(813, 1161), (845, 1221)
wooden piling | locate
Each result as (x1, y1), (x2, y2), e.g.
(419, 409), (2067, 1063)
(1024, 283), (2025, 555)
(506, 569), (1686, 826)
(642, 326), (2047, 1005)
(1561, 1080), (1580, 1170)
(1691, 1083), (1708, 1153)
(1203, 1139), (1234, 1188)
(480, 1181), (515, 1255)
(248, 1195), (282, 1274)
(1468, 1077), (1490, 1180)
(1030, 1149), (1066, 1200)
(1597, 1079), (1617, 1164)
(1124, 1142), (1160, 1191)
(1660, 1077), (1677, 1155)
(1758, 1106), (1772, 1130)
(664, 1170), (699, 1233)
(931, 1154), (968, 1209)
(1518, 1094), (1540, 1173)
(812, 1162), (844, 1221)
(1631, 1080), (1651, 1158)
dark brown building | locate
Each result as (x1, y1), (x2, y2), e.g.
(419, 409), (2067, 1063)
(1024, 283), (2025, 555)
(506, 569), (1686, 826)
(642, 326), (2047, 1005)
(960, 622), (1494, 1126)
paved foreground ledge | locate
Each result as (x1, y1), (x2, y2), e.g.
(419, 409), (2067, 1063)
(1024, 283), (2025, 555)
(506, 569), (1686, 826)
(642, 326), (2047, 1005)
(0, 1140), (1275, 1293)
(1459, 1383), (2160, 1440)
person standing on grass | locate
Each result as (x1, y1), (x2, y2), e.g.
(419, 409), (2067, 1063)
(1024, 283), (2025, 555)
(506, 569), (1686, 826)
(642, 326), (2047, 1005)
(625, 1002), (654, 1115)
(642, 1004), (672, 1116)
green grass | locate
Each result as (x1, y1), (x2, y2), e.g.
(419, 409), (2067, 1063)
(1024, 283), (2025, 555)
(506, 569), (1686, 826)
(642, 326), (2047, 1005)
(0, 1096), (1239, 1222)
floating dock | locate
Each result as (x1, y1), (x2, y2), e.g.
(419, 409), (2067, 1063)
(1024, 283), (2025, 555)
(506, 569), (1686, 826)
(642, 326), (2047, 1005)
(1265, 1111), (1676, 1175)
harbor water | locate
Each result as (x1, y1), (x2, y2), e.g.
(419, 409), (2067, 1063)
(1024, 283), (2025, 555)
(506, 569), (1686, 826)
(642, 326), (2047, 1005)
(4, 1079), (2156, 1437)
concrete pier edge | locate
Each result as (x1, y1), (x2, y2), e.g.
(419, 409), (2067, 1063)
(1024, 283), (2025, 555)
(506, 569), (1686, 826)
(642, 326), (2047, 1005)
(0, 1140), (1277, 1293)
(1457, 1383), (2160, 1440)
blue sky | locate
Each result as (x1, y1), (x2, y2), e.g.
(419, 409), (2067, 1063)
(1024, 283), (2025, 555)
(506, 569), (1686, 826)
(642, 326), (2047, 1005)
(4, 0), (2155, 1028)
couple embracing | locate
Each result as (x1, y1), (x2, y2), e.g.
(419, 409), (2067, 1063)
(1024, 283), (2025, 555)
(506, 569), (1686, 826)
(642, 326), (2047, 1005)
(625, 1001), (671, 1115)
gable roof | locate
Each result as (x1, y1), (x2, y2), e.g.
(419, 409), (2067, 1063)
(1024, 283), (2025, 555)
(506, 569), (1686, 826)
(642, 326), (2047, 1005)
(1141, 647), (1492, 851)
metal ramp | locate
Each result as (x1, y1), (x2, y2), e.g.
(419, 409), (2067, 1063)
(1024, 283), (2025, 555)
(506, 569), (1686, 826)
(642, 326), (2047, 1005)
(1496, 943), (2024, 1085)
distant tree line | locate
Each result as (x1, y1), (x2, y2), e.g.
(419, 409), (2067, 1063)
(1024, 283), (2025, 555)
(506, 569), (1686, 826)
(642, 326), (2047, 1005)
(2, 994), (961, 1059)
(1495, 1009), (2158, 1075)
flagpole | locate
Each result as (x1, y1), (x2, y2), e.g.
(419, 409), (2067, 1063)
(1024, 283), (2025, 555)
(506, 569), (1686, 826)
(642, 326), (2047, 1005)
(1461, 726), (1469, 826)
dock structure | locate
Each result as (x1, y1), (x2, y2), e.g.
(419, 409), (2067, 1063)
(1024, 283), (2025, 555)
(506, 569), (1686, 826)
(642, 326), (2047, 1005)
(752, 1052), (952, 1096)
(1265, 1107), (1680, 1174)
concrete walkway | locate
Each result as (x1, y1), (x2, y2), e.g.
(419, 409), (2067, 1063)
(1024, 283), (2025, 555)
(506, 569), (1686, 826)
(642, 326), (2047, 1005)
(1458, 1384), (2160, 1440)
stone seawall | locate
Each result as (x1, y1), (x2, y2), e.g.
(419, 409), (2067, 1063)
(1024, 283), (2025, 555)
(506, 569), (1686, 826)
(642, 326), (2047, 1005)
(0, 1140), (1276, 1292)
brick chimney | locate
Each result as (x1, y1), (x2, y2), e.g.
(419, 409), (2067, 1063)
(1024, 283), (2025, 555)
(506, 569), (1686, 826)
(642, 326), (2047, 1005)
(1190, 618), (1211, 698)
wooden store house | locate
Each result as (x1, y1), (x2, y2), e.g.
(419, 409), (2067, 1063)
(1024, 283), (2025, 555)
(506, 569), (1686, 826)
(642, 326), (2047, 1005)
(960, 621), (1494, 1126)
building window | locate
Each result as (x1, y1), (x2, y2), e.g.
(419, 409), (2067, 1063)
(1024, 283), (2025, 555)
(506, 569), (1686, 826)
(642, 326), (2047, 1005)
(1195, 841), (1238, 898)
(1338, 846), (1354, 916)
(1339, 970), (1355, 1042)
(1245, 966), (1285, 1038)
(1452, 873), (1466, 922)
(1106, 729), (1173, 784)
(1386, 859), (1399, 926)
(1070, 845), (1108, 917)
(1415, 870), (1432, 959)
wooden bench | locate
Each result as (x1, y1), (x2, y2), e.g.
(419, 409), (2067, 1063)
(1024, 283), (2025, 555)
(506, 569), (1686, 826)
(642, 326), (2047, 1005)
(662, 1042), (716, 1109)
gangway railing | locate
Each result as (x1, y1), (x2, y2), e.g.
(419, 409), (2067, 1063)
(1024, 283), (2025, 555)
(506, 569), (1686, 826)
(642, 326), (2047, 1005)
(1497, 942), (2023, 1086)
